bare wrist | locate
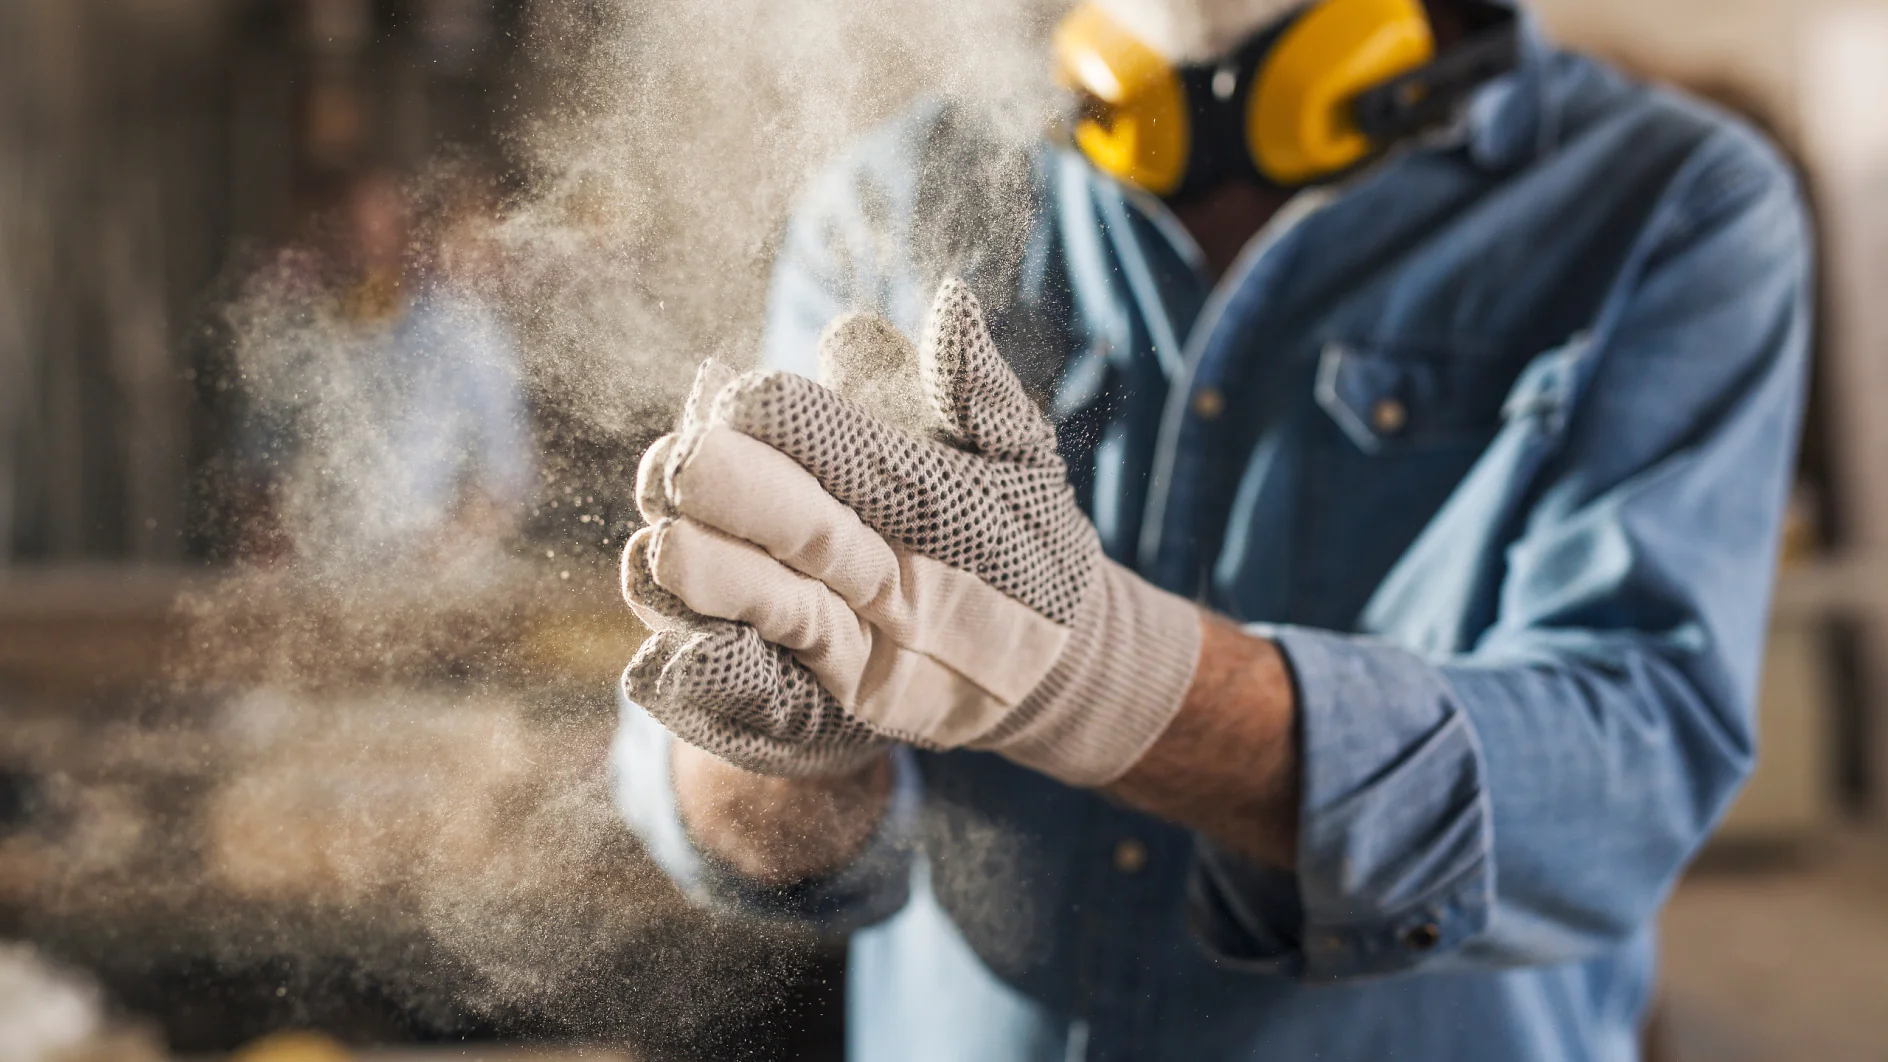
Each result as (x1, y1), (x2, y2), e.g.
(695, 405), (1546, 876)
(1107, 612), (1300, 867)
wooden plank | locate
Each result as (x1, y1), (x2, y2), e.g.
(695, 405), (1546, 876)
(0, 564), (641, 691)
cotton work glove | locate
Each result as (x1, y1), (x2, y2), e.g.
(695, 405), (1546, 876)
(621, 279), (1203, 785)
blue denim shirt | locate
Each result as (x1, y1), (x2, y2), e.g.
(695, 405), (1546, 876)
(614, 15), (1810, 1060)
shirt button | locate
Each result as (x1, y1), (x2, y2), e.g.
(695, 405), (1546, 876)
(1191, 387), (1225, 421)
(1113, 837), (1148, 874)
(1369, 396), (1408, 434)
(1402, 921), (1442, 951)
(1370, 397), (1408, 434)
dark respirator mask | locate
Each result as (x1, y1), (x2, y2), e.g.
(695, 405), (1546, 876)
(1054, 0), (1520, 199)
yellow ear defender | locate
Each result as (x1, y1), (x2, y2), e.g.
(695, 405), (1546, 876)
(1054, 0), (1520, 198)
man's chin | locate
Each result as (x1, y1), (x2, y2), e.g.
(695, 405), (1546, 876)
(1091, 0), (1306, 63)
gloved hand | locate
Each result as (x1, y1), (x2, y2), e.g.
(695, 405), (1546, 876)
(622, 278), (1202, 785)
(620, 357), (896, 780)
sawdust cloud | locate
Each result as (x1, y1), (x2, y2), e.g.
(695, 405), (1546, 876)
(494, 0), (1064, 438)
(13, 0), (1074, 1051)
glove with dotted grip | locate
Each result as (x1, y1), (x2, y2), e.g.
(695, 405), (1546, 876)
(621, 278), (1202, 785)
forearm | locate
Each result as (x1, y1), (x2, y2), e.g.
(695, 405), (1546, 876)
(671, 741), (894, 885)
(1107, 612), (1300, 868)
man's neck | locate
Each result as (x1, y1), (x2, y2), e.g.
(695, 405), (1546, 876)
(1169, 0), (1469, 280)
(1171, 181), (1295, 281)
(1424, 0), (1468, 49)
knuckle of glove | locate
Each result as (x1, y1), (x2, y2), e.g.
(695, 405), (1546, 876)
(686, 360), (1098, 631)
(621, 359), (899, 777)
(634, 433), (680, 523)
(629, 620), (892, 778)
(621, 523), (698, 631)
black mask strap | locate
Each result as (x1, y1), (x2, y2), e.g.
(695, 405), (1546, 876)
(1349, 7), (1520, 144)
(1162, 1), (1520, 202)
(1168, 22), (1284, 202)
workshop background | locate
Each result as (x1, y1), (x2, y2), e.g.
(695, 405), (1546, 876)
(3, 1), (1886, 1060)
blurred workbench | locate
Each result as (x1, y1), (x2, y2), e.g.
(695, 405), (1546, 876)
(0, 563), (844, 1056)
(0, 562), (642, 693)
(1658, 829), (1888, 1062)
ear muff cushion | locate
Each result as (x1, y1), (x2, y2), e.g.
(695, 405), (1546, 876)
(1054, 3), (1191, 197)
(1248, 0), (1434, 185)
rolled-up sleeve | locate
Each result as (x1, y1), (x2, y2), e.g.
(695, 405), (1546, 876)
(1191, 126), (1811, 979)
(611, 691), (922, 933)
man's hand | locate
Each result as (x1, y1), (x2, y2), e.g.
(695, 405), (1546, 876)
(670, 740), (892, 885)
(622, 277), (1302, 869)
(619, 354), (898, 779)
(622, 279), (1202, 786)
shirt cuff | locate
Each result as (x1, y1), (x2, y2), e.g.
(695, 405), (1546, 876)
(610, 689), (920, 934)
(1187, 625), (1493, 981)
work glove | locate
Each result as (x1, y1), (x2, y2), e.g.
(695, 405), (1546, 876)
(621, 279), (1202, 785)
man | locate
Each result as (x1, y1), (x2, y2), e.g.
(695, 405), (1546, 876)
(235, 169), (535, 566)
(613, 0), (1810, 1057)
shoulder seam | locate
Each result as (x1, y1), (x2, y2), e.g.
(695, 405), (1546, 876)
(1649, 102), (1797, 247)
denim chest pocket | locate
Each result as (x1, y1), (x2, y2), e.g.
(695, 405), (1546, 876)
(1278, 337), (1578, 630)
(1312, 339), (1525, 454)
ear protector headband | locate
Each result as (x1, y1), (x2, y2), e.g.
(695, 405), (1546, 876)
(1054, 0), (1519, 198)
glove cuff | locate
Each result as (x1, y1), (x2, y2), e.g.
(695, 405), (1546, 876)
(981, 558), (1203, 787)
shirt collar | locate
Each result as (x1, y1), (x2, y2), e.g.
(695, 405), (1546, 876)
(1461, 3), (1560, 172)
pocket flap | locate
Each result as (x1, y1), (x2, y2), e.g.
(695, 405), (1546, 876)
(1315, 334), (1595, 454)
(1315, 341), (1507, 454)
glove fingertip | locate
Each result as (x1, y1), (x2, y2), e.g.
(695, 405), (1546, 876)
(705, 368), (841, 447)
(622, 522), (698, 630)
(816, 312), (908, 386)
(634, 433), (679, 522)
(818, 313), (937, 437)
(623, 627), (689, 702)
(919, 276), (1058, 462)
(682, 357), (740, 432)
(629, 619), (896, 778)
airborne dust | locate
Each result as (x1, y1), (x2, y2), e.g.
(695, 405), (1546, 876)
(6, 0), (1069, 1053)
